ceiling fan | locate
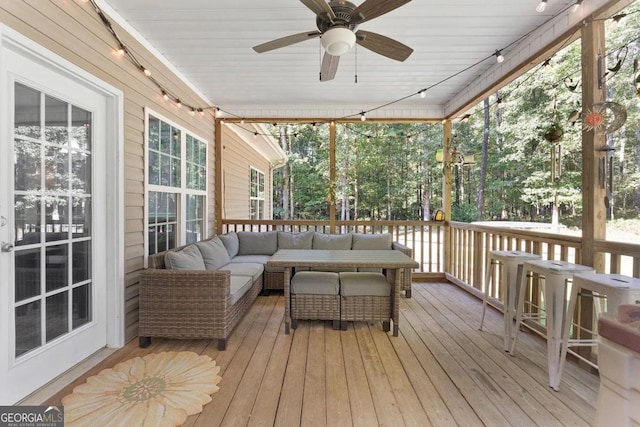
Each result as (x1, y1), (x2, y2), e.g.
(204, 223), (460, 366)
(252, 0), (413, 81)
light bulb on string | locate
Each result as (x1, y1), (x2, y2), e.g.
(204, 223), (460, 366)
(497, 97), (504, 109)
(176, 99), (182, 109)
(571, 0), (583, 13)
(495, 50), (505, 63)
(360, 112), (366, 121)
(140, 66), (151, 77)
(162, 91), (169, 102)
(536, 0), (547, 12)
(116, 44), (126, 57)
(419, 90), (426, 99)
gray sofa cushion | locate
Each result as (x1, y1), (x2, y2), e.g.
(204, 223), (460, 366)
(291, 271), (340, 295)
(312, 233), (352, 250)
(231, 255), (271, 265)
(351, 233), (392, 250)
(237, 231), (278, 255)
(164, 245), (206, 270)
(339, 272), (391, 296)
(196, 236), (231, 270)
(229, 275), (255, 305)
(278, 231), (313, 249)
(220, 262), (264, 282)
(219, 232), (239, 258)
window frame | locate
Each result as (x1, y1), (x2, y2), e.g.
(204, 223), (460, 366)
(144, 108), (208, 260)
(249, 166), (265, 220)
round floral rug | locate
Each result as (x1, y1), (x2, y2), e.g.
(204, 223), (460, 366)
(61, 351), (222, 427)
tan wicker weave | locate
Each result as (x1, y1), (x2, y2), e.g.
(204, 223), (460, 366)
(139, 243), (262, 351)
(341, 295), (392, 330)
(264, 271), (284, 291)
(291, 294), (340, 329)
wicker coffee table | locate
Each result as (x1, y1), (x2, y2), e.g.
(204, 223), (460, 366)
(267, 249), (418, 336)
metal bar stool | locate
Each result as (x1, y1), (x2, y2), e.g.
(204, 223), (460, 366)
(557, 273), (640, 384)
(479, 250), (541, 352)
(511, 259), (595, 391)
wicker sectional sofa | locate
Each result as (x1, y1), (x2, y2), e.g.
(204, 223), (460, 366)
(138, 231), (413, 350)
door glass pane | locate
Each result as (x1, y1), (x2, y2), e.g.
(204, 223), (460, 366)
(72, 284), (92, 329)
(71, 106), (91, 152)
(45, 145), (69, 191)
(72, 241), (91, 283)
(45, 196), (68, 240)
(15, 195), (41, 246)
(46, 244), (68, 292)
(46, 291), (68, 342)
(14, 83), (40, 139)
(72, 151), (91, 193)
(15, 300), (41, 357)
(72, 196), (91, 237)
(44, 95), (68, 144)
(14, 140), (41, 191)
(15, 248), (40, 302)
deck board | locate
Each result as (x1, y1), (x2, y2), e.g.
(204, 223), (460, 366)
(43, 283), (600, 426)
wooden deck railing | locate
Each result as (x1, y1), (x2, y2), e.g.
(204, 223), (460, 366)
(221, 218), (640, 360)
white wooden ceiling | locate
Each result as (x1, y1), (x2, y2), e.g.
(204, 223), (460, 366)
(99, 0), (624, 119)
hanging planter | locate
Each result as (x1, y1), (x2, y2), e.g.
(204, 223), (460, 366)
(543, 123), (564, 142)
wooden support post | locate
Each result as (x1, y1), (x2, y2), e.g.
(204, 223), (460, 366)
(442, 120), (453, 274)
(579, 18), (606, 366)
(329, 121), (337, 233)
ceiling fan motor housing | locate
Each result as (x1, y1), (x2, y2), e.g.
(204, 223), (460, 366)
(317, 1), (358, 56)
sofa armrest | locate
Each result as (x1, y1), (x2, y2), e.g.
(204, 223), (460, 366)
(139, 269), (232, 321)
(392, 241), (413, 258)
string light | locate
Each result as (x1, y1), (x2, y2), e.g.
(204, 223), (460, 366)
(176, 99), (182, 109)
(360, 112), (366, 121)
(571, 0), (583, 13)
(495, 50), (505, 63)
(215, 107), (224, 118)
(611, 12), (627, 26)
(189, 108), (196, 116)
(536, 0), (548, 13)
(140, 65), (151, 77)
(419, 90), (426, 98)
(496, 97), (504, 109)
(162, 91), (169, 102)
(198, 108), (205, 116)
(116, 44), (126, 56)
(461, 114), (470, 123)
(543, 58), (552, 69)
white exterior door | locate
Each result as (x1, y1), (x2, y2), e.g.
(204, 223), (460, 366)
(0, 27), (124, 404)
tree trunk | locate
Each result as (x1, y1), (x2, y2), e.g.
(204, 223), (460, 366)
(422, 146), (431, 220)
(477, 97), (490, 220)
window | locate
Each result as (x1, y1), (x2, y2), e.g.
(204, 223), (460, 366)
(146, 111), (207, 255)
(250, 167), (265, 220)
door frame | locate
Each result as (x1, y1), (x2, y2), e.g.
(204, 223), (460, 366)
(0, 24), (125, 401)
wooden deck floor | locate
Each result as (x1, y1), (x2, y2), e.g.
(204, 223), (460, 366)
(45, 283), (599, 426)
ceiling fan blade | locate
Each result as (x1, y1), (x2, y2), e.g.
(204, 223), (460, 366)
(253, 31), (321, 53)
(350, 0), (411, 24)
(320, 52), (339, 81)
(300, 0), (336, 22)
(355, 30), (413, 61)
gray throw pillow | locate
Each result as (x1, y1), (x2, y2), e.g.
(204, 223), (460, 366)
(237, 231), (278, 255)
(351, 233), (392, 250)
(164, 244), (206, 270)
(312, 233), (352, 250)
(219, 232), (239, 258)
(278, 231), (313, 249)
(196, 237), (232, 270)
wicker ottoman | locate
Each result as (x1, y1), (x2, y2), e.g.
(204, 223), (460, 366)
(290, 271), (341, 330)
(339, 272), (392, 332)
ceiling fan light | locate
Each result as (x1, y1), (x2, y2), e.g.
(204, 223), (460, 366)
(321, 27), (356, 57)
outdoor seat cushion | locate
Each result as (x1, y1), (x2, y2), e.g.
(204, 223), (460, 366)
(339, 272), (391, 297)
(219, 231), (239, 258)
(196, 236), (231, 270)
(312, 233), (352, 250)
(164, 245), (206, 270)
(229, 275), (255, 305)
(278, 231), (313, 249)
(231, 254), (271, 265)
(291, 271), (340, 295)
(237, 231), (278, 255)
(220, 262), (264, 282)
